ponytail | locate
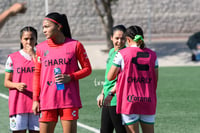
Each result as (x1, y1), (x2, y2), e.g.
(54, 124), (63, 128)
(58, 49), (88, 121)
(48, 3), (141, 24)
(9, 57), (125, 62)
(125, 25), (146, 49)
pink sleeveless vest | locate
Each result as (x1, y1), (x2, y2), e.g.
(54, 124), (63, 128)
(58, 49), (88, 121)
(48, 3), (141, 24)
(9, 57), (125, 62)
(36, 38), (81, 110)
(116, 47), (157, 115)
(9, 51), (35, 116)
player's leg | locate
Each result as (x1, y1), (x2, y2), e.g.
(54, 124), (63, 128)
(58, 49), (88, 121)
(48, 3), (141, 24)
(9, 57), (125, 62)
(28, 113), (39, 133)
(13, 131), (26, 133)
(10, 114), (28, 133)
(40, 122), (57, 133)
(140, 122), (154, 133)
(109, 106), (126, 133)
(61, 120), (77, 133)
(125, 123), (139, 133)
(29, 130), (39, 133)
(140, 115), (155, 133)
(39, 110), (58, 133)
(101, 106), (114, 133)
(121, 114), (140, 133)
(59, 108), (79, 133)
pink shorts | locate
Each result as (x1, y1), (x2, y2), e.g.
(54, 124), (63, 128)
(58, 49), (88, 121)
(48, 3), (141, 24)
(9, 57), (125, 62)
(40, 108), (79, 122)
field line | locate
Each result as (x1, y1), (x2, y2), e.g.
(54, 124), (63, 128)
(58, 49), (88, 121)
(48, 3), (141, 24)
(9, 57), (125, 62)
(0, 93), (8, 99)
(77, 122), (100, 133)
(0, 93), (100, 133)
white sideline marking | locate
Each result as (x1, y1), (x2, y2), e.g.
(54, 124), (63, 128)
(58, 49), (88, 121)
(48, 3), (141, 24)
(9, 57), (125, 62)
(0, 93), (8, 99)
(77, 122), (100, 133)
(0, 93), (100, 133)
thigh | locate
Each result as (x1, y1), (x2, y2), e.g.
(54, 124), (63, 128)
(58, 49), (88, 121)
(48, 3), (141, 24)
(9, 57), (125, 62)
(40, 110), (58, 122)
(39, 110), (58, 133)
(59, 108), (79, 121)
(125, 122), (139, 133)
(100, 106), (114, 133)
(59, 108), (79, 133)
(10, 114), (28, 131)
(121, 114), (139, 125)
(109, 106), (126, 133)
(140, 122), (154, 133)
(40, 121), (57, 133)
(61, 119), (77, 133)
(28, 113), (40, 131)
(140, 115), (155, 133)
(140, 114), (155, 124)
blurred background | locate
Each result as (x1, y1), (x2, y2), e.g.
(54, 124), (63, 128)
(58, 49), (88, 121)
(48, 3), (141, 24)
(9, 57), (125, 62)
(0, 0), (200, 69)
(0, 0), (199, 43)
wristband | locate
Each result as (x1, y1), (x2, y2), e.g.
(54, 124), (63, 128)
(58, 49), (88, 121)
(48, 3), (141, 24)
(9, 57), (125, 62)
(108, 91), (114, 96)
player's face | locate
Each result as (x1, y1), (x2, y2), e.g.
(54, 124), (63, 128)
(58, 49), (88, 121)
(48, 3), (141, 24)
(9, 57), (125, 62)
(43, 19), (60, 39)
(21, 31), (37, 50)
(111, 30), (126, 51)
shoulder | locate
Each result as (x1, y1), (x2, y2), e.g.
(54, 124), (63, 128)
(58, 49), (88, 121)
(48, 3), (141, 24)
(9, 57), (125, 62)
(145, 48), (157, 55)
(109, 48), (115, 54)
(119, 47), (132, 54)
(64, 38), (83, 48)
(65, 38), (79, 44)
(9, 51), (20, 57)
(36, 40), (48, 48)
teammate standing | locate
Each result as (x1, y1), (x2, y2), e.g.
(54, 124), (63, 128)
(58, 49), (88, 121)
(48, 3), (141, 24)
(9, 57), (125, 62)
(4, 26), (39, 133)
(97, 25), (126, 133)
(32, 12), (92, 133)
(107, 25), (158, 133)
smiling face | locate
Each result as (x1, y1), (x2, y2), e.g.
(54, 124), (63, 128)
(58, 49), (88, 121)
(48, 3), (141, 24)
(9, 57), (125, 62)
(111, 30), (126, 51)
(42, 19), (60, 39)
(21, 31), (37, 50)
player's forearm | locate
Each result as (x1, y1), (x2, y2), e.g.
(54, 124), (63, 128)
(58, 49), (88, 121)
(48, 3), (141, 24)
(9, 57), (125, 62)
(70, 64), (92, 80)
(4, 80), (18, 89)
(0, 9), (12, 29)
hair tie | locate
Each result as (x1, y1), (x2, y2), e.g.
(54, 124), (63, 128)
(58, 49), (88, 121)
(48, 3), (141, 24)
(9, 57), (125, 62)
(44, 17), (63, 28)
(133, 35), (144, 42)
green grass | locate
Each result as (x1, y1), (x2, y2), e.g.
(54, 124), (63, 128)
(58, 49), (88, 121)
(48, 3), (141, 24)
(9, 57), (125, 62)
(0, 67), (200, 133)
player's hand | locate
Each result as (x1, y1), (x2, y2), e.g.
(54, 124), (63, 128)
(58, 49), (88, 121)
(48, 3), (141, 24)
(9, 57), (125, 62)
(16, 83), (27, 91)
(9, 3), (27, 16)
(55, 74), (71, 84)
(32, 101), (40, 115)
(103, 95), (113, 106)
(25, 44), (35, 56)
(97, 93), (104, 108)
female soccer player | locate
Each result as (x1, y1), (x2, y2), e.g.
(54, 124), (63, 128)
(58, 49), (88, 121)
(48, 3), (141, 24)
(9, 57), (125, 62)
(107, 25), (158, 133)
(4, 26), (39, 133)
(32, 12), (92, 133)
(97, 25), (126, 133)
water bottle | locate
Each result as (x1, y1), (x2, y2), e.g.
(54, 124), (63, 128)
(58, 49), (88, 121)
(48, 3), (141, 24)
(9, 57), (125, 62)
(54, 67), (65, 90)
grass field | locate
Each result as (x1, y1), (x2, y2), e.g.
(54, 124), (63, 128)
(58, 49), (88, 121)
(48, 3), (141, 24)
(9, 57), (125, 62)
(0, 67), (200, 133)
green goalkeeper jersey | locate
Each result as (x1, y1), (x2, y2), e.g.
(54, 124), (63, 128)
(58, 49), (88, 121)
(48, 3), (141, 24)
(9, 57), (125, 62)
(103, 46), (125, 106)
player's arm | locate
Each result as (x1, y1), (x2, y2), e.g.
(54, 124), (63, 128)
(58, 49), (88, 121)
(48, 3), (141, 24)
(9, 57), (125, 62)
(4, 57), (26, 91)
(32, 51), (41, 102)
(107, 52), (122, 81)
(107, 65), (120, 81)
(0, 3), (26, 29)
(32, 51), (41, 115)
(69, 41), (92, 80)
(97, 88), (104, 108)
(103, 84), (116, 106)
(4, 72), (27, 92)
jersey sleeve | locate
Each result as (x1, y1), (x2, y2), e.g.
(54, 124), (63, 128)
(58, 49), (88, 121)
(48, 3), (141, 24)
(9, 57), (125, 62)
(33, 50), (41, 101)
(5, 56), (13, 73)
(69, 41), (92, 80)
(113, 52), (123, 68)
